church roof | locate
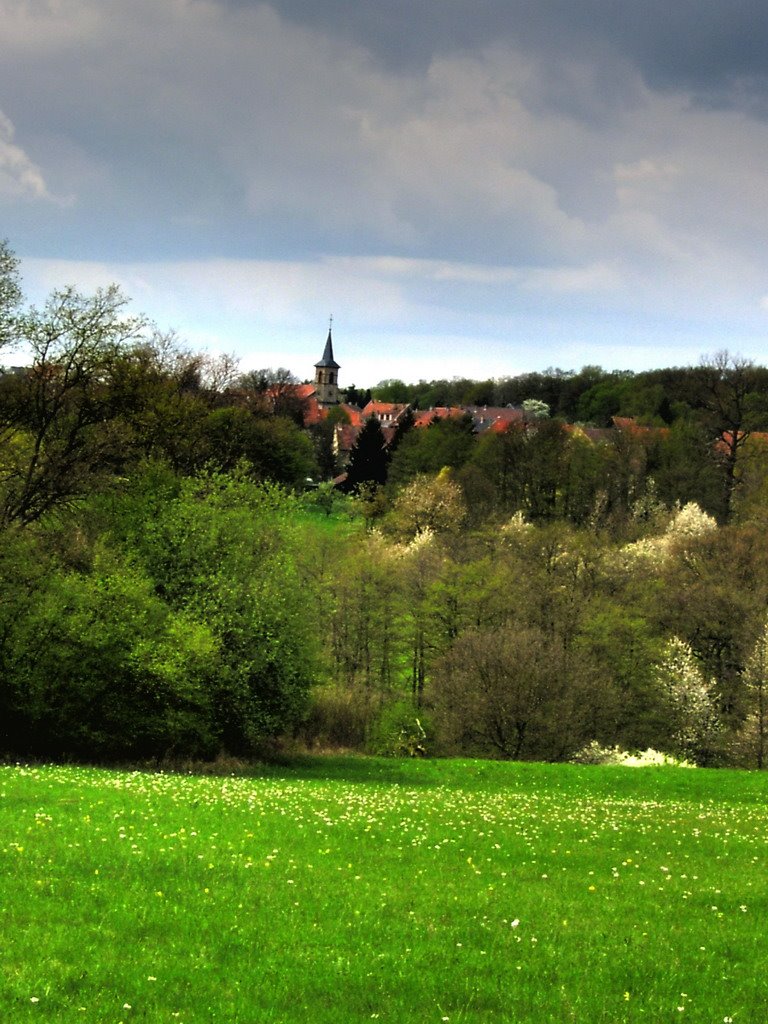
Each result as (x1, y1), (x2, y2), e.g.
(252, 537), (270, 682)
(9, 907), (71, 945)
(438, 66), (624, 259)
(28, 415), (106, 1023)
(314, 329), (340, 370)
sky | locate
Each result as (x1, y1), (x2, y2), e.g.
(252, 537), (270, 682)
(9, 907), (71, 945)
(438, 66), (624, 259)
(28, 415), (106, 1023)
(4, 0), (768, 386)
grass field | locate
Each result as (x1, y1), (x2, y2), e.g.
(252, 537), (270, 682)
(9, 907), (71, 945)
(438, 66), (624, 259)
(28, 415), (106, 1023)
(1, 757), (766, 1023)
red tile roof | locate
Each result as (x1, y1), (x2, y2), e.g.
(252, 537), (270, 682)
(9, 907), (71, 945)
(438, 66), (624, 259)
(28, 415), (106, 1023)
(362, 401), (410, 424)
(302, 395), (324, 425)
(342, 404), (364, 427)
(335, 424), (359, 452)
(487, 417), (526, 434)
(465, 406), (525, 433)
(412, 407), (467, 428)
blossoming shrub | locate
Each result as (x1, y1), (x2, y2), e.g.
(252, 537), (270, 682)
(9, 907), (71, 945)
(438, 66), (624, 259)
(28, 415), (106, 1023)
(571, 741), (696, 767)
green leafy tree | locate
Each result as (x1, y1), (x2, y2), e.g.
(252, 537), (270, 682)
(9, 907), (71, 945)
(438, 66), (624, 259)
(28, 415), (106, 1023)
(576, 375), (633, 426)
(523, 419), (571, 520)
(469, 424), (528, 512)
(739, 618), (768, 768)
(655, 417), (722, 516)
(386, 405), (415, 459)
(309, 404), (350, 481)
(328, 531), (405, 720)
(577, 604), (664, 750)
(0, 526), (55, 748)
(694, 352), (768, 520)
(388, 414), (475, 486)
(200, 407), (317, 485)
(656, 522), (768, 720)
(731, 434), (768, 525)
(461, 379), (496, 406)
(372, 379), (411, 403)
(100, 333), (210, 474)
(597, 421), (660, 527)
(562, 429), (609, 526)
(134, 471), (317, 751)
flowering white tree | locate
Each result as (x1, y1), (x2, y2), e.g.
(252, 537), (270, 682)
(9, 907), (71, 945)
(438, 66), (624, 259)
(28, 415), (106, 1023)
(619, 501), (718, 568)
(387, 468), (466, 540)
(522, 398), (550, 420)
(655, 637), (721, 762)
(666, 502), (718, 540)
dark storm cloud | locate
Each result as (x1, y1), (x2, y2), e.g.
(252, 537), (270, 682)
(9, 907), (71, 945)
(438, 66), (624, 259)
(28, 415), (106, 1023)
(265, 0), (768, 112)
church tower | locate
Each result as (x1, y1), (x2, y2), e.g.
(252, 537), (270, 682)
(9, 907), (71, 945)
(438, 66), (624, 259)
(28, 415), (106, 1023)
(314, 324), (340, 407)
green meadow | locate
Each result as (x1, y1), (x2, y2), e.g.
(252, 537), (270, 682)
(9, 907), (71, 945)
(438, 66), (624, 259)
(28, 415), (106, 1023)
(1, 758), (766, 1024)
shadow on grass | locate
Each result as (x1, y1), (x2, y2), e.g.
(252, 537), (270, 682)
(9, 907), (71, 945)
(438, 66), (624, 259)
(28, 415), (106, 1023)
(10, 751), (765, 804)
(248, 754), (446, 787)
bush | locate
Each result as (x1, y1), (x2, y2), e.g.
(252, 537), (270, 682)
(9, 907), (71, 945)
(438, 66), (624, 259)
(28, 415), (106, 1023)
(2, 545), (219, 759)
(367, 700), (430, 757)
(297, 685), (371, 751)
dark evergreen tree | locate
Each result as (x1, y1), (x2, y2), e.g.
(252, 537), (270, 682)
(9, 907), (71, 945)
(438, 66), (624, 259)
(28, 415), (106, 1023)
(387, 406), (415, 458)
(342, 384), (370, 408)
(343, 416), (389, 492)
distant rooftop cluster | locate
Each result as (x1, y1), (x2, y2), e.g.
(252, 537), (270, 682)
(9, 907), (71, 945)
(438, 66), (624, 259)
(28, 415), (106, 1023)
(293, 328), (530, 461)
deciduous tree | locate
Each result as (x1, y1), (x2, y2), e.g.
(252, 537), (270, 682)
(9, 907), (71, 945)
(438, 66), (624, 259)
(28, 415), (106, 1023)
(695, 351), (768, 520)
(386, 469), (466, 540)
(431, 624), (583, 760)
(739, 618), (768, 769)
(0, 239), (21, 354)
(0, 285), (144, 526)
(654, 637), (722, 763)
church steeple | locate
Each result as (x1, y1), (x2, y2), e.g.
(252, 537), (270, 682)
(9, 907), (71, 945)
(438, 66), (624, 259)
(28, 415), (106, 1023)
(314, 320), (340, 407)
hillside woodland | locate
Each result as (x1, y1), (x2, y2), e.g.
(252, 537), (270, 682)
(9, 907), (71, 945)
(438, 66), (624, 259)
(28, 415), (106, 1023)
(3, 241), (768, 767)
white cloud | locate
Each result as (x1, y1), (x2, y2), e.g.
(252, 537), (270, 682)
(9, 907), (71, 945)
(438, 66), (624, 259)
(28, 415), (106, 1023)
(0, 109), (64, 203)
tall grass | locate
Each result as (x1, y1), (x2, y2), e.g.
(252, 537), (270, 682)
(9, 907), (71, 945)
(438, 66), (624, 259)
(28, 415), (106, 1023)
(1, 758), (766, 1022)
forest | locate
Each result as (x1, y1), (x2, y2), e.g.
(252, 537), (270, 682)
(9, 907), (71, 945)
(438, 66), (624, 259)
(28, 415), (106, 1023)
(2, 239), (768, 768)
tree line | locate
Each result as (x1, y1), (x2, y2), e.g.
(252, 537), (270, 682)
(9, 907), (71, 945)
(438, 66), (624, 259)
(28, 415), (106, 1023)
(2, 240), (768, 767)
(346, 360), (768, 526)
(371, 360), (768, 433)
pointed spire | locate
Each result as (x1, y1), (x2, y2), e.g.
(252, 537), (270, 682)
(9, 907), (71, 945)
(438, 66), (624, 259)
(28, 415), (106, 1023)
(315, 324), (340, 369)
